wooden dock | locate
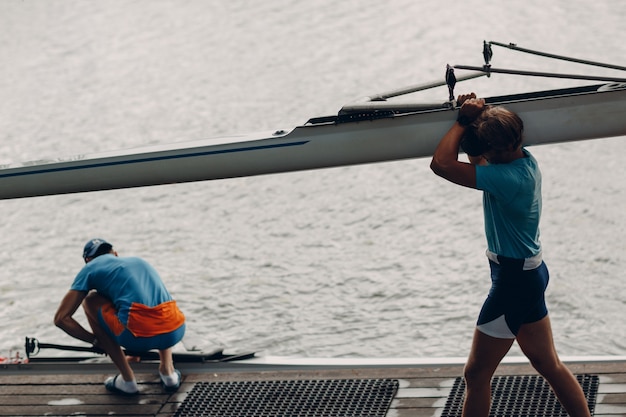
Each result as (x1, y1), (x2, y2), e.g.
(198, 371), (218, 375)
(1, 358), (625, 416)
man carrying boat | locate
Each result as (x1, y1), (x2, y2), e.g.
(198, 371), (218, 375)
(430, 95), (592, 417)
(54, 238), (186, 395)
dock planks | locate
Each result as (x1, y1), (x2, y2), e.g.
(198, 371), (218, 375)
(1, 360), (625, 416)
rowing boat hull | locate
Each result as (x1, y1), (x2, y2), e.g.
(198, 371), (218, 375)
(1, 83), (625, 199)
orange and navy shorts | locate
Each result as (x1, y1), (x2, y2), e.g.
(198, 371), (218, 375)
(98, 301), (186, 351)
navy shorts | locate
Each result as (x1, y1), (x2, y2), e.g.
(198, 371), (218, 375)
(476, 256), (549, 339)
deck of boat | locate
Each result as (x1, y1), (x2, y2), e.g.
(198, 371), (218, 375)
(1, 358), (625, 416)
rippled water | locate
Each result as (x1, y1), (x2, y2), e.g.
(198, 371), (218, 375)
(0, 0), (624, 359)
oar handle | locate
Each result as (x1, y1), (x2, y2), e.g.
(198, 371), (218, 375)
(25, 337), (104, 358)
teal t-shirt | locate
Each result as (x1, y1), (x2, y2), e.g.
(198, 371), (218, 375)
(475, 148), (542, 259)
(71, 254), (173, 326)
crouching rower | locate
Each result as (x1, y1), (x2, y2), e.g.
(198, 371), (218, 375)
(54, 238), (186, 395)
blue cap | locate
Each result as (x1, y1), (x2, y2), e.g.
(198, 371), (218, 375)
(83, 238), (111, 259)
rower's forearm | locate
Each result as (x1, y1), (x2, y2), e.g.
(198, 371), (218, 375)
(431, 122), (465, 172)
(55, 317), (95, 344)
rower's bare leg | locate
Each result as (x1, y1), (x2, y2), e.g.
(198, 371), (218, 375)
(516, 316), (591, 417)
(462, 329), (515, 417)
(158, 348), (181, 390)
(83, 292), (136, 383)
(158, 348), (175, 376)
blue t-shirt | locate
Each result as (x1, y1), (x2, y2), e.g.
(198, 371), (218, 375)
(475, 148), (542, 258)
(71, 254), (174, 326)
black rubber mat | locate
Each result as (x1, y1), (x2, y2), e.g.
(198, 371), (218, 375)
(441, 374), (599, 416)
(173, 378), (399, 417)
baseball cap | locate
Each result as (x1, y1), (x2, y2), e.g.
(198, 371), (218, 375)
(83, 238), (112, 260)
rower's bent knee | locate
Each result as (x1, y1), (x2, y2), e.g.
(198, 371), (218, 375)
(527, 354), (564, 379)
(463, 362), (491, 386)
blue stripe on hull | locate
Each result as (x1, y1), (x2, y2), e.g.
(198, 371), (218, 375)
(0, 140), (309, 179)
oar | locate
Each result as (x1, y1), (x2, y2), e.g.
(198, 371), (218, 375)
(24, 336), (248, 363)
(25, 337), (159, 359)
(25, 337), (104, 358)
